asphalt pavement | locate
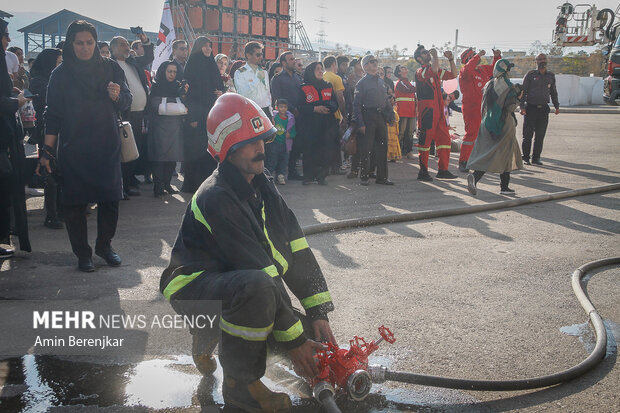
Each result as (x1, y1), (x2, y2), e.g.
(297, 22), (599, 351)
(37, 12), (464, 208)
(1, 111), (619, 412)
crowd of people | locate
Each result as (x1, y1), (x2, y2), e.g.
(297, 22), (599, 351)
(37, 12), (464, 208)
(1, 17), (560, 269)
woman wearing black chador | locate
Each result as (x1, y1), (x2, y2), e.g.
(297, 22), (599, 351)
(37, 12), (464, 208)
(39, 20), (131, 272)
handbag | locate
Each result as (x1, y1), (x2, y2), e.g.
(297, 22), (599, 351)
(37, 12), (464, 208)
(119, 119), (139, 163)
(344, 128), (357, 156)
(158, 97), (188, 116)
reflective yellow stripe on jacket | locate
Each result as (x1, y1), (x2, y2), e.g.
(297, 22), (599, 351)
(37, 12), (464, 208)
(290, 237), (309, 253)
(301, 291), (332, 310)
(261, 206), (288, 275)
(163, 270), (204, 300)
(273, 320), (304, 342)
(220, 318), (273, 341)
(191, 195), (212, 233)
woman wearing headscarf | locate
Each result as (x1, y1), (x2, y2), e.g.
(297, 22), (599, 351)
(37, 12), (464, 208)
(180, 36), (224, 193)
(147, 60), (186, 197)
(466, 59), (523, 196)
(215, 53), (235, 93)
(38, 20), (131, 272)
(299, 61), (338, 185)
(30, 48), (63, 229)
(1, 19), (32, 258)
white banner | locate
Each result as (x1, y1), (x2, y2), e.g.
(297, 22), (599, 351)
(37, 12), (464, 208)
(152, 0), (176, 74)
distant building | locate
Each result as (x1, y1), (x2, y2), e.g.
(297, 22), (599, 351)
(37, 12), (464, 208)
(18, 9), (157, 57)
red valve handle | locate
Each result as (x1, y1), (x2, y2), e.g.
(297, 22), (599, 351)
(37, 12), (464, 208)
(378, 325), (396, 344)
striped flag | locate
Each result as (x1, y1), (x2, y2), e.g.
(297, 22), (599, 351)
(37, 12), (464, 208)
(152, 0), (176, 74)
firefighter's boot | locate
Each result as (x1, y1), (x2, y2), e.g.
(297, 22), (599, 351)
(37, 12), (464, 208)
(223, 375), (292, 413)
(192, 333), (218, 375)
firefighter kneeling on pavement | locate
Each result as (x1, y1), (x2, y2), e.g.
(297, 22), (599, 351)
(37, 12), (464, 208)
(160, 93), (336, 413)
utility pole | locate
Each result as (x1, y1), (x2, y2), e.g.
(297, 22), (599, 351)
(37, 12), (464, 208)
(454, 29), (458, 54)
(316, 1), (328, 44)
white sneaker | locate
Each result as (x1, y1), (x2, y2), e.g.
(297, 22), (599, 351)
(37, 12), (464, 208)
(406, 151), (416, 159)
(276, 174), (286, 185)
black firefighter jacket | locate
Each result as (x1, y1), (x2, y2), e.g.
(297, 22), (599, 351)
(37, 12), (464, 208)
(160, 160), (334, 347)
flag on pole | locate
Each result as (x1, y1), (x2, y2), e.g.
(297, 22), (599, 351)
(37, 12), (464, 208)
(152, 0), (176, 74)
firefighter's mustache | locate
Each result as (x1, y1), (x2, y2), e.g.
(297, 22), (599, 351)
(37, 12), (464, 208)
(252, 153), (266, 162)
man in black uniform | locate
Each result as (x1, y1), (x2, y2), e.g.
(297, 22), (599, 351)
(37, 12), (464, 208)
(160, 94), (336, 413)
(520, 53), (560, 165)
(352, 54), (395, 186)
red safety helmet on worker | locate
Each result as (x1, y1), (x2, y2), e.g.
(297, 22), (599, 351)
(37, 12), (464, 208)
(207, 93), (277, 162)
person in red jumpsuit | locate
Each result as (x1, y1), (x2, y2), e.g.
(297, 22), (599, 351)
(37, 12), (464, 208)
(458, 48), (502, 172)
(413, 45), (458, 181)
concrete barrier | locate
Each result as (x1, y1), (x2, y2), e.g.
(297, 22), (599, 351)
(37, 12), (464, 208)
(448, 75), (605, 107)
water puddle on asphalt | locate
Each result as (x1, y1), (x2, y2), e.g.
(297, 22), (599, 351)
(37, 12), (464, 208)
(0, 352), (476, 412)
(560, 319), (619, 356)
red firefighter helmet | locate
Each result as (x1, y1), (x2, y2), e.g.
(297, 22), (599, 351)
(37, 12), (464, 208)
(207, 93), (276, 162)
(460, 48), (476, 64)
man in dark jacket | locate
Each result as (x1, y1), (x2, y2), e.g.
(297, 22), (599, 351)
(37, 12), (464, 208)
(270, 51), (303, 180)
(353, 54), (395, 186)
(111, 33), (154, 197)
(520, 53), (560, 165)
(161, 94), (336, 412)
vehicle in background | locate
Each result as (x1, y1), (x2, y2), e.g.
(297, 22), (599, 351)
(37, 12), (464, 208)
(553, 2), (620, 105)
(603, 30), (620, 105)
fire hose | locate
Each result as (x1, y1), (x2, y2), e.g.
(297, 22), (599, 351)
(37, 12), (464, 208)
(301, 183), (620, 412)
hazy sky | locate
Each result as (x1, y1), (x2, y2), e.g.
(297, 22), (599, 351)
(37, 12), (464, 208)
(6, 0), (620, 52)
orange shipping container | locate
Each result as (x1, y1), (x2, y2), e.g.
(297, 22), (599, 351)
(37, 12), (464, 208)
(222, 12), (234, 32)
(221, 37), (234, 55)
(266, 0), (277, 14)
(174, 10), (184, 30)
(264, 41), (276, 60)
(206, 10), (220, 31)
(266, 18), (276, 37)
(237, 14), (249, 34)
(252, 0), (263, 12)
(238, 0), (250, 9)
(278, 20), (288, 38)
(222, 0), (233, 7)
(251, 16), (263, 36)
(189, 7), (203, 30)
(279, 0), (289, 15)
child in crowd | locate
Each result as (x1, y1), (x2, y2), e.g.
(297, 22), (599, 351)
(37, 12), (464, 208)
(387, 96), (401, 162)
(267, 98), (296, 185)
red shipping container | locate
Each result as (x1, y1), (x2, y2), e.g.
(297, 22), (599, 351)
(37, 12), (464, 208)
(238, 0), (250, 9)
(222, 0), (233, 7)
(279, 0), (289, 15)
(266, 0), (277, 14)
(237, 14), (249, 34)
(189, 7), (203, 30)
(206, 0), (219, 5)
(206, 9), (220, 31)
(252, 0), (263, 12)
(251, 16), (263, 36)
(278, 20), (288, 38)
(266, 18), (276, 37)
(222, 12), (234, 32)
